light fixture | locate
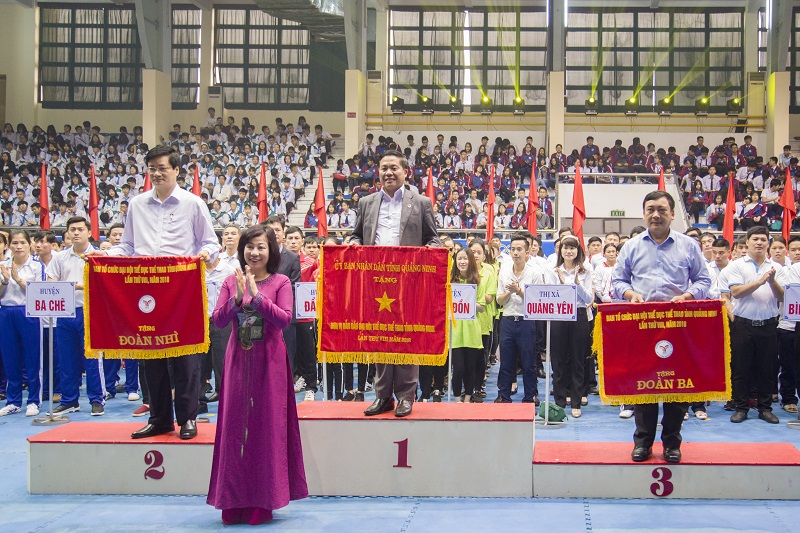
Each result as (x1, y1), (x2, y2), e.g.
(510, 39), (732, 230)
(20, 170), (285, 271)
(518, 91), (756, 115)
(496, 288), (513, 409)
(625, 96), (638, 116)
(726, 97), (742, 117)
(585, 96), (598, 116)
(695, 96), (710, 117)
(420, 95), (433, 115)
(657, 96), (673, 117)
(391, 96), (405, 115)
(513, 96), (525, 115)
(479, 95), (493, 115)
(449, 95), (463, 115)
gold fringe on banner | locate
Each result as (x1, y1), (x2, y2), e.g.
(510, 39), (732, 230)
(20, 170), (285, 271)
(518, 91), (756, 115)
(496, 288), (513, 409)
(594, 303), (732, 406)
(84, 259), (210, 360)
(316, 247), (452, 366)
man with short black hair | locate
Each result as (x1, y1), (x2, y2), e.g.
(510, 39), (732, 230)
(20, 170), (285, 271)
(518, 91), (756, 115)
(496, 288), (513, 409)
(47, 216), (107, 416)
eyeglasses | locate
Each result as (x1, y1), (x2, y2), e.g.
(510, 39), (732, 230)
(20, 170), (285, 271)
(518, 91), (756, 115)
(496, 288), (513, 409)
(147, 166), (174, 174)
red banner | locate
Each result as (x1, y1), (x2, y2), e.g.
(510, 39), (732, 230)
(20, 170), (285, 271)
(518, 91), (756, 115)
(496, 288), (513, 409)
(84, 256), (209, 359)
(593, 300), (731, 404)
(317, 246), (451, 365)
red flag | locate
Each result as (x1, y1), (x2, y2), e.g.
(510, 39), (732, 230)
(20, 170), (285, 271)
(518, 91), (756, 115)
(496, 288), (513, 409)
(572, 167), (586, 249)
(143, 170), (152, 192)
(192, 165), (201, 197)
(658, 168), (666, 191)
(257, 162), (268, 223)
(88, 165), (100, 241)
(527, 159), (539, 235)
(722, 173), (736, 248)
(39, 163), (50, 230)
(780, 166), (796, 242)
(314, 166), (328, 237)
(486, 175), (496, 242)
(425, 166), (435, 206)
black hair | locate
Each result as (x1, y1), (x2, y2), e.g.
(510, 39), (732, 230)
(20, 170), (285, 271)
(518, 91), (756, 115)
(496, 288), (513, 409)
(145, 145), (181, 169)
(642, 190), (675, 211)
(66, 215), (90, 231)
(237, 225), (281, 274)
(745, 226), (770, 240)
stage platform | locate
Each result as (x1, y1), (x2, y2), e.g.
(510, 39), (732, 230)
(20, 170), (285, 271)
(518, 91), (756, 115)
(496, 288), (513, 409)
(27, 402), (800, 500)
(533, 441), (800, 499)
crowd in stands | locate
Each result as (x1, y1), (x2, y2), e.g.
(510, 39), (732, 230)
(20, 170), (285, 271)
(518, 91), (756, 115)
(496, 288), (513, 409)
(308, 131), (800, 236)
(0, 110), (334, 231)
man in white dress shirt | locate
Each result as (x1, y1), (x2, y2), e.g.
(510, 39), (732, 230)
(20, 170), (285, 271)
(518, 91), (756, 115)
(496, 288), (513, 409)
(99, 146), (219, 440)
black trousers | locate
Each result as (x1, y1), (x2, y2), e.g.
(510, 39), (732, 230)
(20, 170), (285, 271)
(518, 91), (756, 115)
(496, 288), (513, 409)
(419, 357), (448, 399)
(453, 347), (482, 397)
(778, 328), (799, 405)
(209, 321), (232, 393)
(325, 363), (343, 400)
(296, 321), (317, 391)
(343, 363), (374, 392)
(634, 402), (688, 449)
(731, 319), (778, 412)
(145, 353), (199, 428)
(551, 309), (590, 409)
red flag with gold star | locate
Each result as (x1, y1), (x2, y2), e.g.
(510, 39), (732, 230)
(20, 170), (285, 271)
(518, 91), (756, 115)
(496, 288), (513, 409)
(317, 246), (451, 365)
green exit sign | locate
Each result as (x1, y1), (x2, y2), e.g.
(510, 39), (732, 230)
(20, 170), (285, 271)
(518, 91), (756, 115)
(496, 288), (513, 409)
(610, 210), (625, 217)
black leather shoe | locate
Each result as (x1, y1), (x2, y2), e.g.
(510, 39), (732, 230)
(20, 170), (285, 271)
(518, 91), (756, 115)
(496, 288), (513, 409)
(131, 424), (174, 439)
(179, 420), (197, 440)
(730, 410), (748, 423)
(663, 448), (682, 464)
(206, 392), (219, 403)
(631, 446), (652, 462)
(395, 399), (413, 417)
(364, 397), (394, 416)
(537, 369), (546, 379)
(494, 396), (511, 403)
(354, 391), (365, 402)
(759, 410), (779, 424)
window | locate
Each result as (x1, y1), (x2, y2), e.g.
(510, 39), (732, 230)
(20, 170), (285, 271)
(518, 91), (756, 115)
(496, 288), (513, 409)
(758, 8), (767, 72)
(791, 8), (800, 113)
(566, 8), (744, 113)
(172, 6), (202, 109)
(39, 5), (143, 109)
(387, 7), (547, 111)
(214, 7), (310, 108)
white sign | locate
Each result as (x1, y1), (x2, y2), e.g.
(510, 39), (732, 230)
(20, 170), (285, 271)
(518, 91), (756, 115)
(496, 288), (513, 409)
(295, 282), (317, 319)
(451, 283), (477, 320)
(783, 285), (800, 321)
(523, 284), (578, 321)
(26, 282), (76, 318)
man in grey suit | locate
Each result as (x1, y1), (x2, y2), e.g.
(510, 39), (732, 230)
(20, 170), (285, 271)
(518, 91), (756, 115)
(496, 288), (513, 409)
(350, 150), (441, 417)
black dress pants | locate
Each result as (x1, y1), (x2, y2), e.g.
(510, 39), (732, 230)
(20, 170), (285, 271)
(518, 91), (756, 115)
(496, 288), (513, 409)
(633, 402), (688, 449)
(145, 353), (199, 428)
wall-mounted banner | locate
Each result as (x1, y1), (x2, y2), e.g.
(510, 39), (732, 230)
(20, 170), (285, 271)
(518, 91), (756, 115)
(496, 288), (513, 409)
(593, 300), (731, 405)
(84, 256), (209, 359)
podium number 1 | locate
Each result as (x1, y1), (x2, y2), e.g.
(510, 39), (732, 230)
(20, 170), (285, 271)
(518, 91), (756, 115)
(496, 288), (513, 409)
(393, 438), (411, 468)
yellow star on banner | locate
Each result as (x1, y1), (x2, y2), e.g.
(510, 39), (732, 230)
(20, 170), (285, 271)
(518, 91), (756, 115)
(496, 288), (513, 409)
(375, 291), (396, 312)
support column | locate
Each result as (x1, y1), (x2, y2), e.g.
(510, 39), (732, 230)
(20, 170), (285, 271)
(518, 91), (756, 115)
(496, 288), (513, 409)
(0, 4), (35, 126)
(766, 71), (790, 160)
(198, 8), (214, 115)
(374, 6), (388, 74)
(546, 72), (565, 156)
(142, 70), (172, 149)
(344, 70), (366, 159)
(344, 0), (367, 71)
(742, 2), (760, 76)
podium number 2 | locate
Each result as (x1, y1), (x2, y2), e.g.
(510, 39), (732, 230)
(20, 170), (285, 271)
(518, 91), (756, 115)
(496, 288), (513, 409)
(393, 438), (411, 468)
(144, 450), (165, 480)
(650, 467), (673, 497)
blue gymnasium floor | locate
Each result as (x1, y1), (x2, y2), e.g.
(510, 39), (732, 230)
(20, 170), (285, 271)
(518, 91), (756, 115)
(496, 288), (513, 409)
(4, 362), (800, 532)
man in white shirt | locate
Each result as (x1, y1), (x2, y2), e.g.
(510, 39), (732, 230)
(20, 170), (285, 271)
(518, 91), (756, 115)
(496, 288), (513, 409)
(47, 217), (107, 416)
(100, 146), (219, 440)
(728, 226), (783, 424)
(495, 234), (546, 403)
(777, 236), (800, 417)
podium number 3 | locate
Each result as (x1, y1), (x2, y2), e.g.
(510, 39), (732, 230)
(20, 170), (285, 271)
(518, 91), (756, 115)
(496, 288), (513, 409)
(393, 438), (411, 468)
(650, 467), (673, 497)
(144, 450), (165, 480)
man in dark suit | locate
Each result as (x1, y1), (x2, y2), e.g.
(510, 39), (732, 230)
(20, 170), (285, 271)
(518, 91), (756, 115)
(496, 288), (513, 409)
(350, 149), (441, 417)
(265, 216), (301, 373)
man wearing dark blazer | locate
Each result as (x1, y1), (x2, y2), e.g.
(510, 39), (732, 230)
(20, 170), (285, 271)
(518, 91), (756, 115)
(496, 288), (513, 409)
(350, 150), (441, 417)
(265, 216), (301, 373)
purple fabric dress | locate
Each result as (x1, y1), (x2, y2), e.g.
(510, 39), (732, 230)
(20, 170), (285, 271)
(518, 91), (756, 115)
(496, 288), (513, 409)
(207, 273), (308, 512)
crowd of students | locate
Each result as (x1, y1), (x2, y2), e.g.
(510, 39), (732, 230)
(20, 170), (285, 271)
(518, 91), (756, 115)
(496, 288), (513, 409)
(0, 112), (335, 231)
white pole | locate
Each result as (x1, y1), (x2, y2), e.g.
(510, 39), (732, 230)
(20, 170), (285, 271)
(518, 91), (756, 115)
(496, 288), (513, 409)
(544, 321), (552, 425)
(447, 321), (453, 401)
(322, 355), (328, 401)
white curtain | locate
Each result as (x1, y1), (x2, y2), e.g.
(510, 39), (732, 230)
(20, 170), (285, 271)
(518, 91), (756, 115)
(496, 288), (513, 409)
(172, 8), (201, 105)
